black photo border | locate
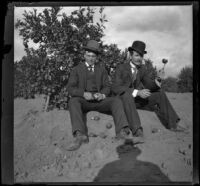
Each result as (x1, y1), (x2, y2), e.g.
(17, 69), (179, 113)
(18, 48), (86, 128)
(1, 1), (199, 185)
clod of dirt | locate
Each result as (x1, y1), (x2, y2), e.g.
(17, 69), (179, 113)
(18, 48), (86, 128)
(91, 116), (100, 121)
(21, 172), (28, 178)
(54, 147), (62, 155)
(58, 172), (63, 176)
(82, 161), (91, 169)
(42, 165), (49, 172)
(186, 159), (192, 166)
(98, 132), (107, 139)
(106, 123), (112, 129)
(151, 128), (160, 133)
(49, 126), (65, 146)
(88, 132), (98, 137)
(178, 148), (186, 155)
(161, 162), (166, 169)
(95, 149), (105, 160)
(15, 171), (19, 177)
(68, 171), (79, 178)
(63, 155), (68, 163)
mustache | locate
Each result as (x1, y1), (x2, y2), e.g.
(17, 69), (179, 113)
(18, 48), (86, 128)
(131, 59), (142, 63)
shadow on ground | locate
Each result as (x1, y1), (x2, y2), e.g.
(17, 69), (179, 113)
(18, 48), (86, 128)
(93, 139), (171, 183)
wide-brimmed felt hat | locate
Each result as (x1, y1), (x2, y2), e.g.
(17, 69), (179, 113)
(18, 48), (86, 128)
(128, 40), (147, 56)
(83, 40), (101, 54)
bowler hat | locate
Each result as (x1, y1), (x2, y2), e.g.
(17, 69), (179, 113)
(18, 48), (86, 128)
(128, 40), (147, 56)
(83, 40), (101, 54)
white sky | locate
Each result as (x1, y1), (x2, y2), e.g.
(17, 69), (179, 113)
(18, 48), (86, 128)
(14, 5), (193, 77)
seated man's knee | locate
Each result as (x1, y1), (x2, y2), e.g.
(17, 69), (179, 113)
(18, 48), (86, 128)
(111, 97), (123, 107)
(158, 90), (167, 97)
(69, 97), (81, 107)
(121, 92), (133, 101)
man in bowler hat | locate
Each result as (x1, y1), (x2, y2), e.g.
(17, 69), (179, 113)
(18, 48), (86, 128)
(66, 40), (130, 151)
(112, 40), (185, 138)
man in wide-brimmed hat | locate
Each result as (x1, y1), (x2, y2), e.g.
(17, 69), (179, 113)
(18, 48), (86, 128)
(66, 40), (131, 151)
(112, 40), (185, 140)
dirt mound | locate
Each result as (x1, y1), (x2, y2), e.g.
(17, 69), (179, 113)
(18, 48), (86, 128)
(14, 93), (193, 183)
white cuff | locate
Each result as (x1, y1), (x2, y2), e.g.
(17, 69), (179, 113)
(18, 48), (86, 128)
(155, 79), (161, 87)
(132, 89), (138, 97)
(102, 94), (106, 99)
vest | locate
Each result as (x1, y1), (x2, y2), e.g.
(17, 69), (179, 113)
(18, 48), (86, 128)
(85, 69), (98, 92)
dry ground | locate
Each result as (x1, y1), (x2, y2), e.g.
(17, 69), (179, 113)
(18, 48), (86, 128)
(14, 93), (193, 183)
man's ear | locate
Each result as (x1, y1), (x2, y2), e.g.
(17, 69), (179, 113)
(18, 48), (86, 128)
(127, 52), (132, 60)
(83, 52), (87, 59)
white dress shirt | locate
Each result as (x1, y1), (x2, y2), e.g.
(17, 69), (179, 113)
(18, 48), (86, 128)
(130, 62), (139, 97)
(85, 62), (106, 99)
(130, 62), (161, 98)
(85, 62), (94, 72)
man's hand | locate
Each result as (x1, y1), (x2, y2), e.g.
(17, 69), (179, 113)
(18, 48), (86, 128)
(83, 92), (94, 100)
(157, 68), (165, 80)
(154, 68), (165, 87)
(93, 93), (106, 101)
(137, 89), (151, 98)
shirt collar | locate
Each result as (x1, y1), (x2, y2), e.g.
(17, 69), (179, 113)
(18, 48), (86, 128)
(85, 62), (94, 67)
(130, 62), (136, 69)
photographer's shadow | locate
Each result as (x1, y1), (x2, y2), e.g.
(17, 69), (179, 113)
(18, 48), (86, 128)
(93, 140), (171, 183)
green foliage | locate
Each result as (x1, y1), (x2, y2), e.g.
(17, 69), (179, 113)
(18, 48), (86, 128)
(14, 6), (107, 110)
(143, 58), (157, 79)
(100, 44), (127, 79)
(177, 66), (193, 92)
(161, 77), (178, 92)
(15, 6), (180, 111)
(161, 66), (193, 93)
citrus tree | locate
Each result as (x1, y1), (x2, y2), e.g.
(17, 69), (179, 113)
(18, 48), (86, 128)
(15, 6), (107, 110)
(15, 6), (161, 110)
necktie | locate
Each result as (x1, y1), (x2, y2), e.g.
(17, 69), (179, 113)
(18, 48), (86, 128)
(132, 67), (137, 82)
(88, 65), (94, 72)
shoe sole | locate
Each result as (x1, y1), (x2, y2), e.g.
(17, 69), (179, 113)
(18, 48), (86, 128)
(132, 136), (145, 144)
(66, 138), (89, 151)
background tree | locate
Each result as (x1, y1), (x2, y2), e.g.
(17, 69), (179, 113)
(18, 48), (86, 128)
(15, 6), (107, 110)
(15, 6), (189, 111)
(143, 58), (157, 78)
(177, 66), (193, 92)
(100, 44), (127, 80)
(161, 77), (178, 92)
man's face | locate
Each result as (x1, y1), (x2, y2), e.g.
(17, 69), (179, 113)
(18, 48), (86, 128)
(84, 51), (97, 65)
(129, 50), (143, 66)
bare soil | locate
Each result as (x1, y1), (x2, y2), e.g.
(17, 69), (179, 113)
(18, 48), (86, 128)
(14, 93), (193, 183)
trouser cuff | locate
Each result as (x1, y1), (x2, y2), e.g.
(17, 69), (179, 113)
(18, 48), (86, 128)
(131, 126), (143, 135)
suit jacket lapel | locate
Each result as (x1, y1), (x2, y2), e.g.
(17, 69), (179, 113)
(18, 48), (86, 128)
(94, 64), (101, 92)
(125, 63), (133, 80)
(125, 62), (143, 88)
(80, 63), (87, 90)
(134, 66), (144, 88)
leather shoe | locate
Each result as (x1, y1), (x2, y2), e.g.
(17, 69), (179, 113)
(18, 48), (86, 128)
(133, 128), (143, 137)
(169, 124), (186, 132)
(116, 127), (131, 140)
(132, 128), (145, 143)
(67, 131), (89, 151)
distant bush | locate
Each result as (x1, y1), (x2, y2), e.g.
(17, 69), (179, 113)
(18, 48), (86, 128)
(14, 6), (107, 110)
(177, 66), (193, 92)
(143, 58), (157, 78)
(161, 77), (178, 92)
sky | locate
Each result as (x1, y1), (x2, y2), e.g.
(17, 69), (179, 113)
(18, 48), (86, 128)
(14, 5), (193, 77)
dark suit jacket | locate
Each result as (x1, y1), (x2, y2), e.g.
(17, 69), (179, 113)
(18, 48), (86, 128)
(67, 62), (110, 97)
(112, 63), (160, 96)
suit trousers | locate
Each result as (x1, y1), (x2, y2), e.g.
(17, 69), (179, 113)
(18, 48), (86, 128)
(68, 97), (129, 136)
(119, 90), (180, 132)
